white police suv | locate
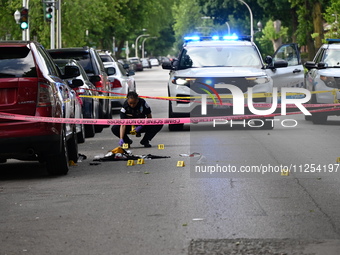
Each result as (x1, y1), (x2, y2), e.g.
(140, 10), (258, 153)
(304, 39), (340, 124)
(162, 35), (304, 130)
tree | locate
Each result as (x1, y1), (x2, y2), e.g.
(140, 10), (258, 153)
(172, 0), (202, 51)
(258, 20), (289, 53)
(0, 1), (23, 40)
(323, 0), (340, 40)
(289, 0), (330, 58)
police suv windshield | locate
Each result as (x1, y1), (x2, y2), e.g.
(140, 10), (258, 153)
(323, 49), (340, 67)
(178, 45), (262, 69)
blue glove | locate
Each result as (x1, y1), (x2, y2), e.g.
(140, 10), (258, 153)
(135, 126), (143, 132)
(119, 139), (124, 146)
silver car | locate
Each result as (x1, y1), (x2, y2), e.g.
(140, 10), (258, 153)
(104, 62), (136, 108)
(305, 39), (340, 124)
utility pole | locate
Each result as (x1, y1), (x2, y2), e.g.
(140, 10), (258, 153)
(43, 1), (60, 49)
(56, 0), (61, 48)
(50, 4), (55, 49)
(135, 34), (149, 58)
(21, 0), (30, 40)
(238, 0), (253, 42)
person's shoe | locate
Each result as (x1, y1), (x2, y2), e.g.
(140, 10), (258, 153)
(140, 140), (151, 148)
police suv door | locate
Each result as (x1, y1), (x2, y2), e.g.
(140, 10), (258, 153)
(267, 43), (304, 91)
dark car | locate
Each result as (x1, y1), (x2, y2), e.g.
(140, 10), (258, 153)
(128, 57), (144, 71)
(48, 47), (111, 133)
(0, 41), (82, 175)
(54, 59), (100, 138)
(118, 59), (136, 71)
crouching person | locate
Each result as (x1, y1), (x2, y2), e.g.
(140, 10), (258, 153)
(111, 91), (163, 148)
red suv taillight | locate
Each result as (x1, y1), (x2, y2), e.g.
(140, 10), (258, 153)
(110, 79), (122, 89)
(37, 82), (54, 107)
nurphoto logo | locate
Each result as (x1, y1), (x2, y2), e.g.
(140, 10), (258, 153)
(200, 84), (312, 128)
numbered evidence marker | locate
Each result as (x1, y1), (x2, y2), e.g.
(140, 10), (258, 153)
(281, 168), (289, 176)
(122, 143), (129, 149)
(336, 157), (340, 163)
(177, 161), (185, 167)
(137, 158), (145, 164)
(158, 144), (165, 150)
(127, 160), (135, 166)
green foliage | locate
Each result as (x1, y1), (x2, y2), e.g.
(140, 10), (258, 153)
(0, 0), (336, 58)
(323, 0), (340, 41)
(0, 0), (174, 57)
(0, 1), (22, 40)
(289, 0), (313, 46)
(256, 20), (288, 55)
(172, 0), (202, 51)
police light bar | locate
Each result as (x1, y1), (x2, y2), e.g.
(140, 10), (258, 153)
(184, 34), (251, 42)
(183, 36), (200, 41)
(222, 34), (239, 40)
(326, 38), (340, 44)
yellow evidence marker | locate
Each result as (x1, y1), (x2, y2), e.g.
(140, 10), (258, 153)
(158, 144), (165, 150)
(137, 158), (145, 164)
(127, 160), (135, 166)
(281, 168), (289, 176)
(177, 161), (185, 167)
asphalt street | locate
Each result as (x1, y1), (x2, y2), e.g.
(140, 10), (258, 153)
(1, 66), (340, 254)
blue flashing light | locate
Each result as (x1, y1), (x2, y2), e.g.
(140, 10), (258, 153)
(205, 79), (213, 85)
(184, 34), (246, 42)
(223, 34), (239, 40)
(184, 36), (200, 42)
(326, 38), (340, 44)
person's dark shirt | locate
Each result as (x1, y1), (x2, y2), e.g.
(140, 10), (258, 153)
(120, 98), (151, 119)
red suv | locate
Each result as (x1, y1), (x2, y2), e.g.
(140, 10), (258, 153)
(0, 41), (82, 175)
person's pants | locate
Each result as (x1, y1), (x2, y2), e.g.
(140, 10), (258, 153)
(111, 125), (163, 143)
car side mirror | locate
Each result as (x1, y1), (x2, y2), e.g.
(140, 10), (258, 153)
(69, 78), (84, 88)
(304, 61), (316, 70)
(264, 55), (273, 65)
(63, 66), (80, 79)
(89, 75), (101, 83)
(162, 61), (172, 70)
(317, 62), (327, 69)
(273, 60), (288, 68)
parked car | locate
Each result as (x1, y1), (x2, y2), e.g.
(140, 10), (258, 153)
(104, 62), (136, 107)
(128, 57), (144, 71)
(0, 41), (83, 175)
(160, 56), (171, 65)
(304, 38), (340, 124)
(118, 59), (136, 71)
(150, 58), (160, 66)
(99, 52), (117, 63)
(141, 58), (152, 68)
(54, 59), (100, 138)
(48, 47), (111, 133)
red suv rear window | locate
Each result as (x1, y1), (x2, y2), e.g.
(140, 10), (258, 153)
(0, 47), (37, 78)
